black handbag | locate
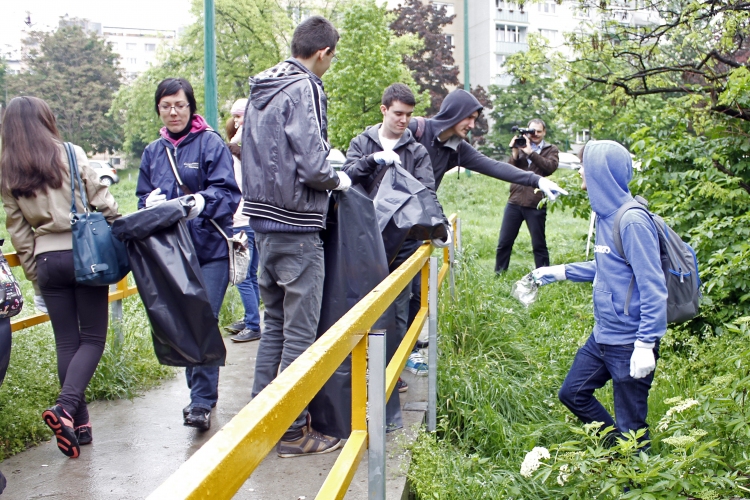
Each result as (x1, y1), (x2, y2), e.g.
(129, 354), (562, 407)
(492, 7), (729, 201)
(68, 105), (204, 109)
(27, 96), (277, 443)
(0, 241), (23, 319)
(65, 143), (130, 286)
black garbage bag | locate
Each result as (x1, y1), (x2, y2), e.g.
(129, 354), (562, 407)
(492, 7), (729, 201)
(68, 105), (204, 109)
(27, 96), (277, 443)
(374, 165), (447, 265)
(111, 199), (226, 367)
(309, 186), (402, 438)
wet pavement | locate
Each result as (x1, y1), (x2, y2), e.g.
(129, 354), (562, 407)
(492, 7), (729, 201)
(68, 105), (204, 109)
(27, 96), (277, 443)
(0, 331), (427, 499)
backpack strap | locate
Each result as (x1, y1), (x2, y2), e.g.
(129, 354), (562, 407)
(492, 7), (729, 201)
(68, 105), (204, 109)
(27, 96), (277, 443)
(612, 196), (651, 316)
(414, 116), (426, 140)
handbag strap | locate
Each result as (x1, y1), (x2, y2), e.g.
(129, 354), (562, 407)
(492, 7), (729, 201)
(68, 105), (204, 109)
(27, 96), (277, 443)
(65, 143), (89, 215)
(209, 219), (230, 241)
(165, 146), (194, 195)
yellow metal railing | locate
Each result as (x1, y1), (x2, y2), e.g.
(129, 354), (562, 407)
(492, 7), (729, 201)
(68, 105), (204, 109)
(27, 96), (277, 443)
(5, 252), (138, 333)
(148, 214), (459, 500)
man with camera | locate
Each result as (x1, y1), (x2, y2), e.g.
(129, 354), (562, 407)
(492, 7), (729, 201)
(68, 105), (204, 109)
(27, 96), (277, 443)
(494, 118), (560, 274)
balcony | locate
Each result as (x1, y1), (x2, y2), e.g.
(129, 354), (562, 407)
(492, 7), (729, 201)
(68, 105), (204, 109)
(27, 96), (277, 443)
(496, 41), (528, 54)
(495, 9), (529, 23)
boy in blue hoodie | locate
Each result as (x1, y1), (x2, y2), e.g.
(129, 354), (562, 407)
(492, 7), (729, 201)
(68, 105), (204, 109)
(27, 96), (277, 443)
(532, 140), (667, 442)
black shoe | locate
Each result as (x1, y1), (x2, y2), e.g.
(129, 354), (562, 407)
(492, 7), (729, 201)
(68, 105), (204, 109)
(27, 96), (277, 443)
(182, 404), (192, 419)
(1, 469), (6, 494)
(415, 340), (429, 349)
(42, 405), (80, 458)
(184, 407), (211, 431)
(231, 329), (261, 343)
(224, 321), (245, 334)
(75, 424), (93, 445)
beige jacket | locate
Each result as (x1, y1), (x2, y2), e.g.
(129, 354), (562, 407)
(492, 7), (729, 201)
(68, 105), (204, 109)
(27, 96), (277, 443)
(2, 143), (121, 293)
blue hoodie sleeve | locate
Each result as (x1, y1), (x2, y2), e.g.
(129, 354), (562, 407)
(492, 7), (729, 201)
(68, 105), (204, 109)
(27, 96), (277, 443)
(565, 260), (596, 282)
(136, 145), (154, 210)
(620, 211), (667, 344)
(197, 133), (241, 220)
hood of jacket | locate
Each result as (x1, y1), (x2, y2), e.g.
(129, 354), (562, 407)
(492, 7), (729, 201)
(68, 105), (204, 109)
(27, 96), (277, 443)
(250, 58), (322, 110)
(583, 140), (634, 218)
(363, 123), (417, 149)
(160, 114), (210, 147)
(428, 89), (483, 137)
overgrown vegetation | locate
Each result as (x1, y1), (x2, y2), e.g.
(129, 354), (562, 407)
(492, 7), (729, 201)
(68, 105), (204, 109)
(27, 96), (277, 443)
(408, 173), (750, 499)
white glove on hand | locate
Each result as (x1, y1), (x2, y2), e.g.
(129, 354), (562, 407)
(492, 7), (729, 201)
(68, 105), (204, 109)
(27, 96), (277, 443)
(373, 150), (401, 166)
(34, 295), (48, 314)
(145, 188), (167, 208)
(531, 265), (567, 286)
(537, 177), (569, 201)
(431, 225), (453, 249)
(333, 171), (351, 192)
(185, 193), (205, 220)
(630, 341), (656, 379)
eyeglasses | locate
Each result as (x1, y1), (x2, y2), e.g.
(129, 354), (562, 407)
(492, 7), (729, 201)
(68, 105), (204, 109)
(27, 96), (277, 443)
(159, 103), (189, 113)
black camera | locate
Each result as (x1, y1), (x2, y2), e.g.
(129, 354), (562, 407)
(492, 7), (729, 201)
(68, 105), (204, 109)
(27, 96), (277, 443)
(511, 126), (534, 148)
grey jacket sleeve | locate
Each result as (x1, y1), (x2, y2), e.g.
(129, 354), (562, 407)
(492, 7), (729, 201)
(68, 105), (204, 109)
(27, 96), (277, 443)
(459, 142), (541, 187)
(411, 145), (448, 225)
(285, 83), (339, 192)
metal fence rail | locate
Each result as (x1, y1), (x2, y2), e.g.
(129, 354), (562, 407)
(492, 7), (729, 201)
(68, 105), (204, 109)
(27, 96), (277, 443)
(148, 215), (460, 500)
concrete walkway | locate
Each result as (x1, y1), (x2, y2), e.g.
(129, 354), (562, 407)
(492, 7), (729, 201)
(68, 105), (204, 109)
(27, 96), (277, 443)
(0, 332), (427, 499)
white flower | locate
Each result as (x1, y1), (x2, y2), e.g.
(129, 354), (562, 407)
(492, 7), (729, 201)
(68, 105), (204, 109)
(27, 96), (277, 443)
(557, 464), (570, 486)
(657, 398), (700, 431)
(520, 447), (550, 478)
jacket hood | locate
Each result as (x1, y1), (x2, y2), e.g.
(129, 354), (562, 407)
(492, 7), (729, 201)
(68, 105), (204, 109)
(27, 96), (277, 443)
(160, 114), (210, 147)
(429, 89), (483, 137)
(250, 59), (319, 110)
(583, 140), (633, 218)
(364, 123), (416, 149)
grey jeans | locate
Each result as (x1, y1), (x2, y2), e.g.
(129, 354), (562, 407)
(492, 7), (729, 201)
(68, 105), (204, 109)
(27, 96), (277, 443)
(252, 231), (325, 432)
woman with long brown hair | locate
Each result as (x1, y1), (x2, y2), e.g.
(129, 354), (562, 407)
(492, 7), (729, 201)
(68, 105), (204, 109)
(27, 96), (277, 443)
(0, 96), (121, 459)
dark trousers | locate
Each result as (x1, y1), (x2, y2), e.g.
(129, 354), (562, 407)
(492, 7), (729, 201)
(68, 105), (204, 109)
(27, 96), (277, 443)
(252, 231), (324, 433)
(495, 203), (549, 273)
(37, 250), (109, 427)
(558, 333), (658, 441)
(0, 318), (10, 387)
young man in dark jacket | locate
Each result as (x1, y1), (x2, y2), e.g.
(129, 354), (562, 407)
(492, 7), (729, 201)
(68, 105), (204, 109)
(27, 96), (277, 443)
(241, 16), (350, 458)
(495, 118), (560, 273)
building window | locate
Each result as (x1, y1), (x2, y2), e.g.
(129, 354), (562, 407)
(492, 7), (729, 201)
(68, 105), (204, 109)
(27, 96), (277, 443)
(496, 0), (521, 11)
(145, 43), (156, 51)
(445, 34), (454, 48)
(576, 129), (591, 143)
(127, 57), (137, 65)
(496, 54), (506, 67)
(432, 2), (455, 17)
(538, 2), (556, 13)
(576, 7), (591, 17)
(496, 24), (525, 43)
(538, 29), (558, 42)
(126, 43), (137, 51)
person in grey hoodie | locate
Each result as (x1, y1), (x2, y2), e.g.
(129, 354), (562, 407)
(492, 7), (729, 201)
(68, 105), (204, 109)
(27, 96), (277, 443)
(241, 15), (350, 458)
(532, 140), (667, 443)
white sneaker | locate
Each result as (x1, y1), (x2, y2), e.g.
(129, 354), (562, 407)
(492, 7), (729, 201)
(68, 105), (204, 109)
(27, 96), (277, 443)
(405, 351), (428, 376)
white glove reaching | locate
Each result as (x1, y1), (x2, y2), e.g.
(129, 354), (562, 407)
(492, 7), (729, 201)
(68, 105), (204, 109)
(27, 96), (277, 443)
(630, 341), (656, 379)
(145, 188), (167, 208)
(531, 265), (567, 286)
(185, 193), (205, 220)
(34, 295), (48, 314)
(373, 150), (402, 166)
(431, 224), (453, 249)
(333, 171), (351, 192)
(537, 177), (569, 201)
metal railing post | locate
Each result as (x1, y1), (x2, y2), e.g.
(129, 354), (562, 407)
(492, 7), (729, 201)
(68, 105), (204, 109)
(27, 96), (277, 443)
(367, 329), (386, 500)
(109, 279), (125, 345)
(427, 256), (438, 431)
(448, 236), (456, 301)
(456, 218), (462, 254)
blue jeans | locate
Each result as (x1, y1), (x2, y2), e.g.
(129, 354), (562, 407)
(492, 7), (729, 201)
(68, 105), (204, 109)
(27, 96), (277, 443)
(233, 226), (260, 332)
(185, 259), (229, 410)
(558, 333), (658, 441)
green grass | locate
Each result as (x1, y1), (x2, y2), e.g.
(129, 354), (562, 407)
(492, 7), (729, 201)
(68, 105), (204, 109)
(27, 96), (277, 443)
(408, 171), (750, 499)
(0, 167), (244, 459)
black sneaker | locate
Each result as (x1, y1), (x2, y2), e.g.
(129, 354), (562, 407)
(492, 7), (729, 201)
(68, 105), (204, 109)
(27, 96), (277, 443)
(231, 329), (261, 343)
(397, 377), (408, 393)
(184, 407), (211, 431)
(1, 468), (6, 494)
(75, 424), (93, 445)
(42, 405), (80, 458)
(224, 321), (245, 334)
(182, 404), (192, 419)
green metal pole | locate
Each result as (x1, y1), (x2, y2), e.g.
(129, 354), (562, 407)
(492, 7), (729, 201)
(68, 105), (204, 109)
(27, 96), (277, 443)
(204, 0), (218, 130)
(464, 0), (470, 91)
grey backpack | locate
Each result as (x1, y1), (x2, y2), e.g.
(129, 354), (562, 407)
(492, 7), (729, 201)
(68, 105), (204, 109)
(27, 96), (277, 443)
(612, 196), (701, 324)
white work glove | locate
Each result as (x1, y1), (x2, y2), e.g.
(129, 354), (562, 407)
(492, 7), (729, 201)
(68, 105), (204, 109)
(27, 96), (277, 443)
(537, 177), (569, 201)
(531, 265), (567, 286)
(372, 150), (402, 167)
(630, 341), (656, 379)
(185, 193), (205, 220)
(431, 224), (453, 249)
(333, 171), (351, 192)
(145, 188), (167, 208)
(34, 295), (48, 314)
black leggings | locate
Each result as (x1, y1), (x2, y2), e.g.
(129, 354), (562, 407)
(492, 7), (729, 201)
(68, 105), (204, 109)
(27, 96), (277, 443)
(37, 251), (109, 426)
(0, 317), (10, 387)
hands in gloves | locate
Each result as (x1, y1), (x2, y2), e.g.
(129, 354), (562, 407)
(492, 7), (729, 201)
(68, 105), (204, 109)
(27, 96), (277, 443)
(186, 193), (205, 220)
(531, 265), (567, 286)
(145, 188), (167, 208)
(431, 224), (453, 249)
(372, 150), (401, 167)
(537, 177), (569, 201)
(333, 171), (351, 192)
(630, 341), (656, 379)
(34, 295), (48, 314)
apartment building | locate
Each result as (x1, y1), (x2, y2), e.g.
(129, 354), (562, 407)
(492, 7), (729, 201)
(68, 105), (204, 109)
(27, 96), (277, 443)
(103, 27), (177, 81)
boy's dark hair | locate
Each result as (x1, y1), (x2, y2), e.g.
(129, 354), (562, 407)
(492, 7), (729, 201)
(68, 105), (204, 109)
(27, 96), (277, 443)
(154, 78), (197, 116)
(382, 83), (416, 108)
(528, 118), (547, 131)
(291, 16), (339, 59)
